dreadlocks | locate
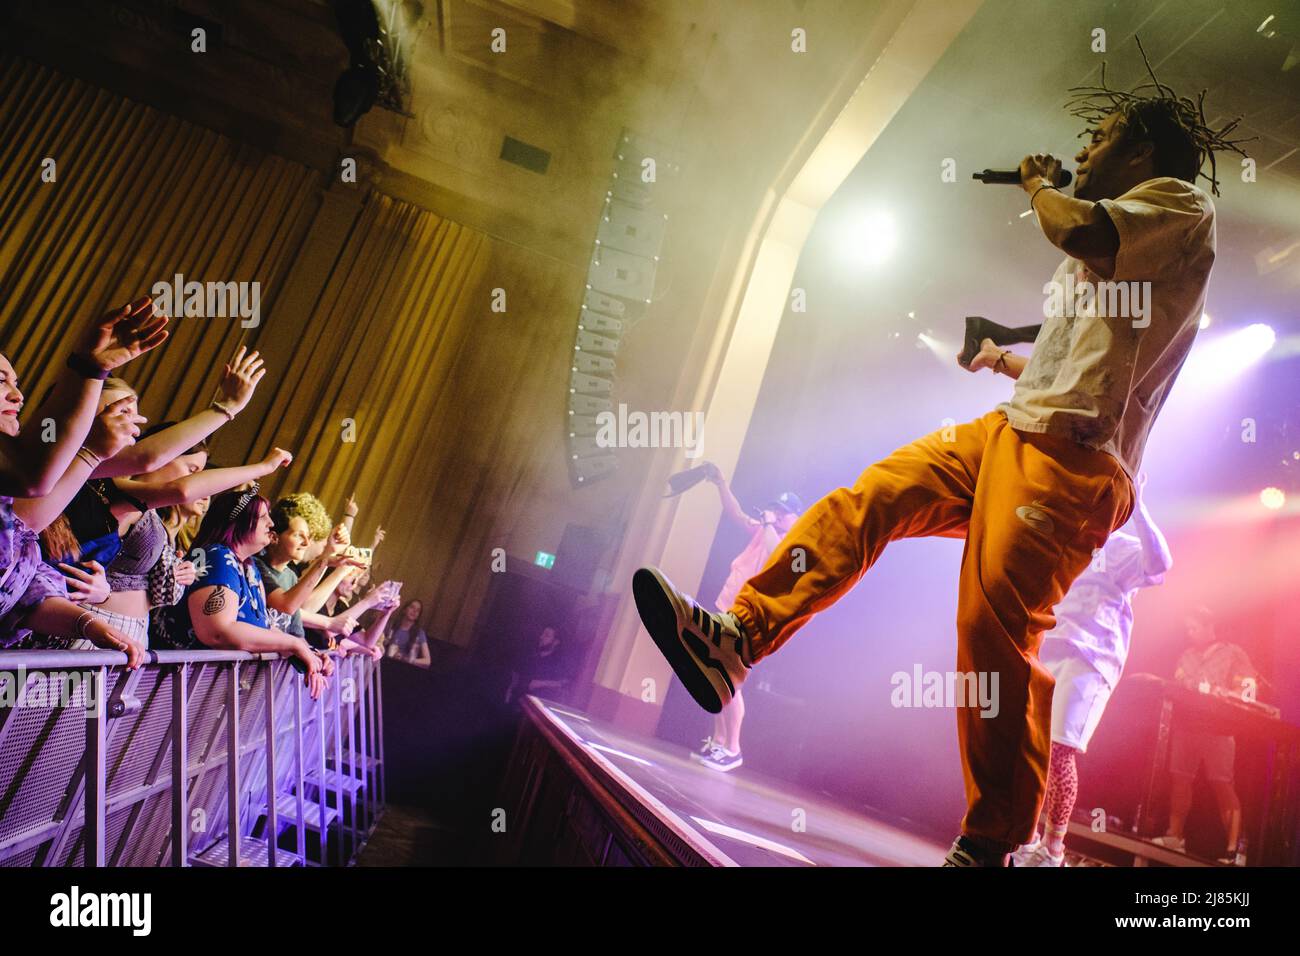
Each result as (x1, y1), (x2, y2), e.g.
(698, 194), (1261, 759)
(1065, 37), (1253, 196)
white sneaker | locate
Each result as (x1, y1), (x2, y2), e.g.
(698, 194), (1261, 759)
(632, 567), (751, 714)
(1012, 842), (1065, 867)
(698, 745), (743, 772)
(689, 736), (716, 763)
(1152, 835), (1186, 853)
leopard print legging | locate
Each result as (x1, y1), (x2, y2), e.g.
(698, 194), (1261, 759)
(1043, 741), (1079, 854)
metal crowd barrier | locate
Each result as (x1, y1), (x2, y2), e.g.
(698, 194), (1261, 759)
(0, 649), (385, 867)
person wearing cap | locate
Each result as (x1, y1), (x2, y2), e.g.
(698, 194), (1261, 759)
(689, 462), (802, 772)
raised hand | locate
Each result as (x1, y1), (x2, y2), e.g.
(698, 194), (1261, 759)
(85, 395), (147, 461)
(76, 296), (169, 373)
(214, 347), (267, 415)
(325, 522), (350, 559)
(1018, 152), (1064, 192)
(259, 447), (294, 472)
(343, 492), (359, 520)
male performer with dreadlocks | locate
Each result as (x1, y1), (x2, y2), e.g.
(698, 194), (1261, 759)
(631, 41), (1249, 866)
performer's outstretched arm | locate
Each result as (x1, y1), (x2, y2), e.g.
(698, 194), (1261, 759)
(706, 465), (755, 531)
(1129, 477), (1172, 580)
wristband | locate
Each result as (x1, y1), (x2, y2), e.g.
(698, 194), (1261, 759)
(210, 400), (236, 421)
(75, 610), (97, 640)
(1029, 182), (1058, 211)
(67, 353), (110, 381)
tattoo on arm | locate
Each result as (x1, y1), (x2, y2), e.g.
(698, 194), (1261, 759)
(203, 587), (229, 616)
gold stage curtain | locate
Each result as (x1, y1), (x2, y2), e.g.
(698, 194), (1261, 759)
(0, 53), (322, 415)
(0, 53), (567, 647)
(245, 192), (499, 645)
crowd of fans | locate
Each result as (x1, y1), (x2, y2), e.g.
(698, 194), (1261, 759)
(0, 295), (433, 699)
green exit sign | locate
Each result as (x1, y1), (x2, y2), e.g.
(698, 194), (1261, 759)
(535, 551), (556, 569)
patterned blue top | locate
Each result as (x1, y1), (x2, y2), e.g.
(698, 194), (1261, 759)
(0, 496), (69, 646)
(160, 544), (270, 649)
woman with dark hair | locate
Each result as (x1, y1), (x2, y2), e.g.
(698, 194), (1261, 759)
(161, 486), (329, 698)
(383, 599), (430, 666)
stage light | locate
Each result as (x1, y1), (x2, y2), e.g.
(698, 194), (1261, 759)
(840, 209), (897, 267)
(1199, 312), (1212, 329)
(915, 330), (952, 364)
(1181, 323), (1276, 387)
(1260, 487), (1285, 510)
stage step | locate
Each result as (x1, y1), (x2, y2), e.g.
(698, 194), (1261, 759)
(304, 769), (366, 796)
(327, 754), (381, 772)
(190, 837), (302, 868)
(270, 794), (339, 829)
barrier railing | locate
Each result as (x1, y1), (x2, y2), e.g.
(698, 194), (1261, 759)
(0, 649), (384, 867)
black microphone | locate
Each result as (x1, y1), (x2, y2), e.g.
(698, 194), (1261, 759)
(972, 167), (1072, 187)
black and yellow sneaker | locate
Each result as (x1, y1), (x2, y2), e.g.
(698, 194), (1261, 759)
(632, 566), (751, 714)
(942, 836), (1013, 867)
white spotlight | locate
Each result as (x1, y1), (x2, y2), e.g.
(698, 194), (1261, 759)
(1182, 323), (1276, 387)
(1260, 487), (1285, 510)
(840, 209), (898, 268)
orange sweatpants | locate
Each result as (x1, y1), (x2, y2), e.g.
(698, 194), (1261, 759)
(730, 409), (1134, 845)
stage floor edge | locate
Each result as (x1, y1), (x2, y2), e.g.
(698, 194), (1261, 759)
(494, 696), (949, 866)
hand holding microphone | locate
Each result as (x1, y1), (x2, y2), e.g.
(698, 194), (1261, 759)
(1018, 152), (1067, 193)
(972, 152), (1072, 189)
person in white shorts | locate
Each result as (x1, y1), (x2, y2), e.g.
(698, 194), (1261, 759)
(1014, 471), (1171, 866)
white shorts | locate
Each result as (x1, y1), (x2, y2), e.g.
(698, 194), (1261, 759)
(1043, 653), (1114, 753)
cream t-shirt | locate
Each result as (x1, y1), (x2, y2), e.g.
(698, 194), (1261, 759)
(998, 177), (1216, 480)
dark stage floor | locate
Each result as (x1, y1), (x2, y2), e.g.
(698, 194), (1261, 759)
(531, 697), (950, 866)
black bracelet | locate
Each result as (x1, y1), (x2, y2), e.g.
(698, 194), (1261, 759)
(1029, 182), (1058, 211)
(67, 352), (109, 381)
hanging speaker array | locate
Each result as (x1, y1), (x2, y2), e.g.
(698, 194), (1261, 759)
(567, 129), (678, 487)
